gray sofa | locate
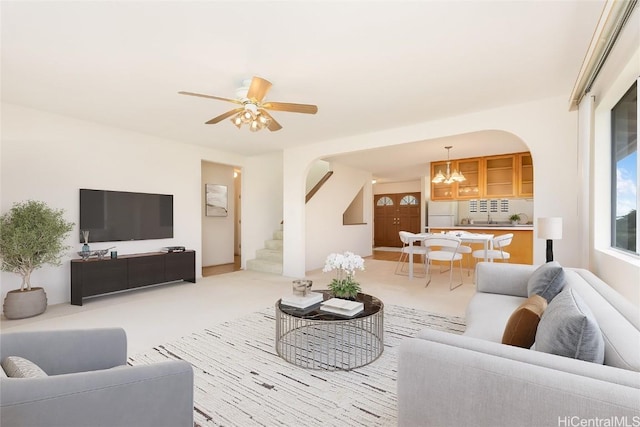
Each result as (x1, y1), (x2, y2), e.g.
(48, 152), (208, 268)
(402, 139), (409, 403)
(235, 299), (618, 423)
(0, 328), (194, 427)
(398, 262), (640, 427)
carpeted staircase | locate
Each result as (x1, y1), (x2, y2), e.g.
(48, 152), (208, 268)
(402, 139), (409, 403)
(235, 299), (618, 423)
(246, 225), (283, 274)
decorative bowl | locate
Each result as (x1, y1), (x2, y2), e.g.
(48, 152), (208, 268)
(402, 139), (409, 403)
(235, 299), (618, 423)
(93, 249), (110, 259)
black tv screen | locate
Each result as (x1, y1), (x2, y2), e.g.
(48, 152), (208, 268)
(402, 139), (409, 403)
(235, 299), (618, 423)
(80, 189), (173, 242)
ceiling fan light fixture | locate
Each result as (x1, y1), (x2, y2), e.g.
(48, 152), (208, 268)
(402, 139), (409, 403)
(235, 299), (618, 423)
(231, 113), (243, 129)
(239, 102), (260, 124)
(249, 120), (261, 132)
(241, 111), (253, 124)
(179, 75), (317, 132)
(257, 112), (270, 126)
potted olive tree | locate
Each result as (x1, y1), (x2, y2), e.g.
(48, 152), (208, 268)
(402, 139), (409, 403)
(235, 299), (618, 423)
(1, 200), (74, 319)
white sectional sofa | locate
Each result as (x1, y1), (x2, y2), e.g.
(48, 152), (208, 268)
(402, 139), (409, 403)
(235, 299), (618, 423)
(398, 262), (640, 427)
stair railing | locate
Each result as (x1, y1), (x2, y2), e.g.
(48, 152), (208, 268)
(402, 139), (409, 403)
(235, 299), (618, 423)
(305, 171), (334, 203)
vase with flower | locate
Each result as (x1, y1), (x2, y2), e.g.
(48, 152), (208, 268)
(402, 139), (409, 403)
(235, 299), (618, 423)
(323, 251), (365, 300)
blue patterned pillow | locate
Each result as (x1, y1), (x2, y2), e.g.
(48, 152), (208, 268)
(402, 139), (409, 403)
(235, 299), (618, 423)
(535, 288), (604, 364)
(527, 261), (566, 302)
(1, 356), (48, 378)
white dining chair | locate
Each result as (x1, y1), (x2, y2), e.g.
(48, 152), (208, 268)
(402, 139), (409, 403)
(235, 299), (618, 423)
(472, 233), (513, 264)
(423, 234), (464, 290)
(444, 231), (473, 276)
(395, 231), (428, 277)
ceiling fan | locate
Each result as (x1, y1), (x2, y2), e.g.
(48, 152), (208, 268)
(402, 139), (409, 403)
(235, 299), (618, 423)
(178, 76), (318, 132)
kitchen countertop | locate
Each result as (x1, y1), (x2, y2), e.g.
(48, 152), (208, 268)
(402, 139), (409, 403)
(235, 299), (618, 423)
(426, 225), (534, 232)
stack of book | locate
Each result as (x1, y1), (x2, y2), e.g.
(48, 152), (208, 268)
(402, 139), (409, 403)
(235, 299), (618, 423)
(280, 291), (323, 309)
(320, 298), (364, 317)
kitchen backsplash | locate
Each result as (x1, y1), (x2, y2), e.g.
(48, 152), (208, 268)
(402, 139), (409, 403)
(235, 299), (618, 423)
(457, 199), (534, 224)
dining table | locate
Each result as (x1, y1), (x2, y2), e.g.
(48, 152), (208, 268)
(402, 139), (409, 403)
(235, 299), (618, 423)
(406, 232), (494, 280)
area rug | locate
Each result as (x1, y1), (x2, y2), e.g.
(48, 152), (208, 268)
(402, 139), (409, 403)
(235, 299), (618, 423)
(128, 305), (465, 427)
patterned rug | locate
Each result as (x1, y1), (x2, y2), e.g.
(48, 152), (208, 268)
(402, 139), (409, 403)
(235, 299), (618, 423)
(128, 305), (465, 427)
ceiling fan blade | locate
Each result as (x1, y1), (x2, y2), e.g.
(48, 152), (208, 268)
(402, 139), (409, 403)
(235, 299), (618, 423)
(262, 101), (318, 114)
(259, 109), (283, 132)
(178, 91), (242, 105)
(205, 108), (243, 124)
(246, 76), (272, 103)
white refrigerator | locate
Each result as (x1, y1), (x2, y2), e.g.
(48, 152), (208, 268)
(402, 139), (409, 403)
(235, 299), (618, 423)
(427, 201), (457, 229)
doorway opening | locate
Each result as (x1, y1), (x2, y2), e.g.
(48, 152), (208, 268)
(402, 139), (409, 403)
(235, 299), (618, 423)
(201, 161), (242, 276)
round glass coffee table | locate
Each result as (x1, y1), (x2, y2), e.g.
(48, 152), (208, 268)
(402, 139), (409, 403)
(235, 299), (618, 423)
(275, 290), (384, 371)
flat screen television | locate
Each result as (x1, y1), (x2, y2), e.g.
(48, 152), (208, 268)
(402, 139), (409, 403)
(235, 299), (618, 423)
(80, 189), (173, 242)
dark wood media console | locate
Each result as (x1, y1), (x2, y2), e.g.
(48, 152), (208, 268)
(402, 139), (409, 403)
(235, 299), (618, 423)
(71, 250), (196, 306)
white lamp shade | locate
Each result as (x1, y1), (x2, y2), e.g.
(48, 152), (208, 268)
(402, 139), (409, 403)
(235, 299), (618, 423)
(537, 217), (563, 240)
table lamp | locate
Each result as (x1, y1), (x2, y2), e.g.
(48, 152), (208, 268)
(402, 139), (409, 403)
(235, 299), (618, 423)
(537, 217), (563, 263)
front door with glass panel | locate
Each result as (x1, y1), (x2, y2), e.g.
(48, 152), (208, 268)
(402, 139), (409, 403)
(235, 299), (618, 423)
(374, 193), (421, 247)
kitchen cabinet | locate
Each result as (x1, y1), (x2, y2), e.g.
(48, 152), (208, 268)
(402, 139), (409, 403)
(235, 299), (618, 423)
(430, 161), (456, 200)
(456, 157), (483, 199)
(430, 152), (531, 201)
(484, 154), (516, 198)
(431, 158), (483, 201)
(518, 152), (534, 197)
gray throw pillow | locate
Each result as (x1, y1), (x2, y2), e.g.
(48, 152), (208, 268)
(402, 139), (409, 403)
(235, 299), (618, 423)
(535, 288), (604, 364)
(527, 261), (566, 302)
(1, 356), (48, 378)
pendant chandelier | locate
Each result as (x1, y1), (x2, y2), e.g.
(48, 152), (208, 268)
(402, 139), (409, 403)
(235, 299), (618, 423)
(432, 146), (466, 184)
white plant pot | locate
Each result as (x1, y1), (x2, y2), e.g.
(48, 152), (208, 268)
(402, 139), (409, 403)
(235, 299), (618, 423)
(3, 287), (47, 319)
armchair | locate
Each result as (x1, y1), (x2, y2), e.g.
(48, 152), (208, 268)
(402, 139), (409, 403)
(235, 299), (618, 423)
(0, 328), (193, 427)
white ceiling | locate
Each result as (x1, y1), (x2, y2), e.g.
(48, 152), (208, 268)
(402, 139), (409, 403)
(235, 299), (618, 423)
(1, 1), (604, 182)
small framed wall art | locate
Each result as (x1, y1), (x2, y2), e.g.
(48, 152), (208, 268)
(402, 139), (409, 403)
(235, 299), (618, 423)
(205, 184), (228, 217)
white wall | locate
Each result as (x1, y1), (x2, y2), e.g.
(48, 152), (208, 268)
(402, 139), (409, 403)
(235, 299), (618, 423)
(1, 103), (246, 308)
(305, 162), (372, 272)
(373, 180), (421, 195)
(306, 160), (331, 194)
(5, 87), (635, 309)
(283, 95), (578, 278)
(201, 161), (236, 266)
(583, 25), (640, 305)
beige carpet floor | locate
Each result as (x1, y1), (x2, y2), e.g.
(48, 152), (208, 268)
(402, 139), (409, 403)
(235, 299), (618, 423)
(1, 257), (476, 355)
